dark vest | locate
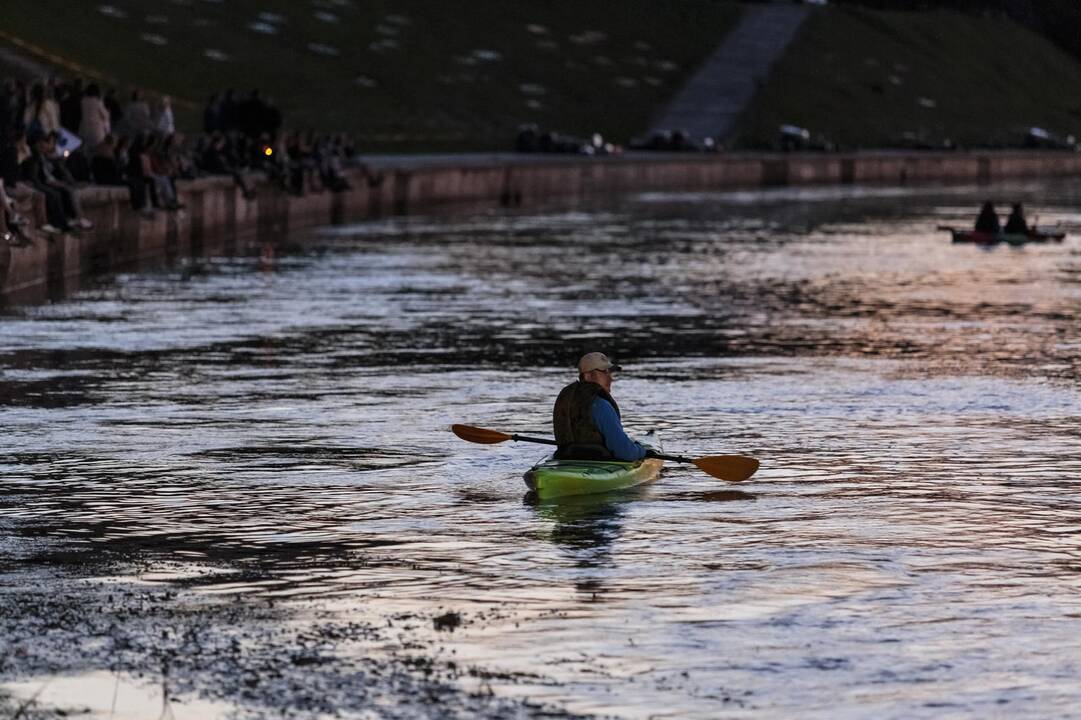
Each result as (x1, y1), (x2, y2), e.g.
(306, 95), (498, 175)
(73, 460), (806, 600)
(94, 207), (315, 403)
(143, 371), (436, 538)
(552, 381), (620, 460)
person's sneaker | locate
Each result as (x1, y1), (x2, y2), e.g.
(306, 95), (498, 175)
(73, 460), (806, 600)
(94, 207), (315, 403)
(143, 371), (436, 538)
(75, 217), (94, 229)
(40, 223), (63, 235)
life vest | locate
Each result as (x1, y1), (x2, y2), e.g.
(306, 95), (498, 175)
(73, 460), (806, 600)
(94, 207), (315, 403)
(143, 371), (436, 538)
(552, 380), (621, 460)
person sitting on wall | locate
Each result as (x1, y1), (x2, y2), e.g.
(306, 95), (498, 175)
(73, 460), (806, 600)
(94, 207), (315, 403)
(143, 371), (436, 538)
(0, 178), (31, 246)
(1004, 202), (1029, 235)
(20, 129), (93, 233)
(2, 128), (48, 237)
(126, 132), (158, 214)
(0, 182), (15, 246)
(317, 134), (351, 193)
(974, 200), (1001, 235)
(147, 133), (182, 211)
(197, 131), (256, 199)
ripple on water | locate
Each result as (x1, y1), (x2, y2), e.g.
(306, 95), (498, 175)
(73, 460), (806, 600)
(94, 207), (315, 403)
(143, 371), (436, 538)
(3, 181), (1081, 717)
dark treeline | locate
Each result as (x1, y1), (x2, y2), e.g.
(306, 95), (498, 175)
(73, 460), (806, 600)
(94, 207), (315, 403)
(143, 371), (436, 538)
(829, 0), (1081, 64)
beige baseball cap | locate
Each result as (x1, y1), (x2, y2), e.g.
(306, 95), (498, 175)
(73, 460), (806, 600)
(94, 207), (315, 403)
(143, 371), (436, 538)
(578, 352), (622, 374)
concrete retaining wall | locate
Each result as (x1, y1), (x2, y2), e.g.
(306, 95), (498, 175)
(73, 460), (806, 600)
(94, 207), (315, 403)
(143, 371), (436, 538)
(4, 149), (1081, 304)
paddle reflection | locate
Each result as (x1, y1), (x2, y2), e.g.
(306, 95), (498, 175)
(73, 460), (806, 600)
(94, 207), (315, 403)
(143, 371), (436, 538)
(688, 489), (757, 503)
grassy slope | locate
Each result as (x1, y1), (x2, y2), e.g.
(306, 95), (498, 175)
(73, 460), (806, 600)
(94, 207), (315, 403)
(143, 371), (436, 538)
(732, 6), (1081, 149)
(4, 0), (742, 151)
(9, 3), (1081, 152)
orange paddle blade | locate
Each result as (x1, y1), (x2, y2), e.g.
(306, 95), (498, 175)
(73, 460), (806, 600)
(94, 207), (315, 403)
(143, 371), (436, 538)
(451, 424), (513, 444)
(691, 455), (760, 482)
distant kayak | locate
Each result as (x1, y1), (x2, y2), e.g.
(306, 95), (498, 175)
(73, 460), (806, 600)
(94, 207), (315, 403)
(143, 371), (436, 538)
(524, 434), (664, 500)
(940, 225), (1067, 245)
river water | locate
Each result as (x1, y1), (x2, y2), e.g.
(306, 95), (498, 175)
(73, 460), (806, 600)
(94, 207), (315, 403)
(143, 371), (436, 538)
(2, 181), (1081, 719)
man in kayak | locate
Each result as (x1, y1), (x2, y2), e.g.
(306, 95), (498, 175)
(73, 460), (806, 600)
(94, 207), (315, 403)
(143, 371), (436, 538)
(552, 352), (648, 461)
(1004, 203), (1028, 235)
(974, 200), (1001, 234)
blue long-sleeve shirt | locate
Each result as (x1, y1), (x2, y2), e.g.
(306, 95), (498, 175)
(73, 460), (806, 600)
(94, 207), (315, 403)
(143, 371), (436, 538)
(590, 397), (647, 461)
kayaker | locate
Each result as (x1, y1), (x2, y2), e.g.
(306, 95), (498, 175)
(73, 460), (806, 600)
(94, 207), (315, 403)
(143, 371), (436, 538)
(974, 200), (1001, 234)
(1004, 203), (1028, 234)
(552, 352), (648, 462)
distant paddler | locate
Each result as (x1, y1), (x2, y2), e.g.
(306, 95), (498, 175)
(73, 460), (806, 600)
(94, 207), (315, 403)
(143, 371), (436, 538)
(552, 352), (647, 461)
(974, 200), (1001, 234)
(1004, 202), (1029, 235)
(452, 350), (759, 483)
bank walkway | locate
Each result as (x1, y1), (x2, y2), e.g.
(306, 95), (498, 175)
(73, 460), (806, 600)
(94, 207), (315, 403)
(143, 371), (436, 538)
(5, 148), (1081, 305)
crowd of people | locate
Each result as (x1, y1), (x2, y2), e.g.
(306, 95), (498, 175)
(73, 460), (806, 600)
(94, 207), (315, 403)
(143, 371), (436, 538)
(0, 76), (361, 246)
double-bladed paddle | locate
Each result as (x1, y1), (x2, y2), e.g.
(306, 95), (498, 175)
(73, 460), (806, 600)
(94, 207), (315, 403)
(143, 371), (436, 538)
(450, 424), (759, 482)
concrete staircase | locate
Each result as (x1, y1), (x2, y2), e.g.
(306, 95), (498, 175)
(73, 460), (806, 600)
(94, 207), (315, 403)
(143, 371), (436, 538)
(650, 3), (812, 142)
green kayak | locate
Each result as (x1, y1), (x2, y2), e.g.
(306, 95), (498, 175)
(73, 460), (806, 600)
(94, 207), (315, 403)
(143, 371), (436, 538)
(523, 435), (663, 500)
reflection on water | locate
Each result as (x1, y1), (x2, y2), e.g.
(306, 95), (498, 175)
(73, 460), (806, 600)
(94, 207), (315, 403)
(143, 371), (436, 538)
(532, 489), (642, 564)
(2, 179), (1081, 717)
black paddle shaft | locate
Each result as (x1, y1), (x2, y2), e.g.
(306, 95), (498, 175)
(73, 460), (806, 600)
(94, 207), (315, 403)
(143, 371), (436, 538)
(646, 451), (694, 464)
(510, 433), (692, 464)
(510, 433), (558, 447)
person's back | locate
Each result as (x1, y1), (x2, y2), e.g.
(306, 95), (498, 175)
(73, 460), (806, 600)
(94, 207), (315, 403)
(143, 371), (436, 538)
(79, 85), (110, 151)
(59, 79), (81, 133)
(104, 88), (122, 126)
(0, 133), (20, 188)
(91, 136), (124, 185)
(203, 94), (221, 134)
(974, 201), (1001, 234)
(263, 99), (282, 138)
(123, 91), (152, 136)
(220, 89), (238, 132)
(237, 91), (264, 138)
(1004, 203), (1028, 234)
(79, 95), (109, 147)
(155, 96), (175, 135)
(553, 352), (647, 462)
(553, 380), (615, 460)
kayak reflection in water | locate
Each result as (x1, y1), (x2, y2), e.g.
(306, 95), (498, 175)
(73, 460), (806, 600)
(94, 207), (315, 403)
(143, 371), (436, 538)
(552, 352), (648, 462)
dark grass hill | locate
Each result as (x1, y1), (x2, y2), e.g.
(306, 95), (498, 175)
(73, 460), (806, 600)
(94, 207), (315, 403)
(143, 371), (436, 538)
(4, 1), (1081, 152)
(3, 0), (743, 152)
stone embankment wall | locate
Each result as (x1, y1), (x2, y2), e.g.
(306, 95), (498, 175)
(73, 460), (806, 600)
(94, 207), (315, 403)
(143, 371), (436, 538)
(3, 150), (1081, 303)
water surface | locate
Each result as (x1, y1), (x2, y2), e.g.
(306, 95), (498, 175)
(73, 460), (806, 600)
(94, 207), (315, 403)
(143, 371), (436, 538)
(2, 181), (1081, 718)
